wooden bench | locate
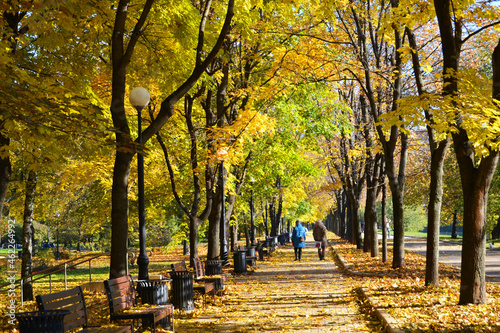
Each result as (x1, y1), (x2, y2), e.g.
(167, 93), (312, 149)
(171, 261), (189, 273)
(193, 257), (228, 295)
(103, 275), (174, 332)
(194, 258), (228, 282)
(36, 286), (132, 333)
(171, 260), (215, 306)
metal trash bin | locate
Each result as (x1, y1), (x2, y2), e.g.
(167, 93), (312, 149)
(234, 250), (247, 274)
(15, 310), (69, 333)
(205, 260), (225, 294)
(136, 279), (170, 305)
(205, 260), (223, 275)
(246, 246), (256, 258)
(170, 271), (194, 312)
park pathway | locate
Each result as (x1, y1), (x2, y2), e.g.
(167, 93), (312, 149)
(174, 240), (379, 332)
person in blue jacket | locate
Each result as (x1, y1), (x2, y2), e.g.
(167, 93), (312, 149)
(292, 220), (307, 261)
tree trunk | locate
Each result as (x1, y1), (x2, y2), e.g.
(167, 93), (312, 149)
(331, 209), (338, 236)
(0, 133), (10, 219)
(270, 198), (278, 237)
(339, 191), (347, 239)
(459, 184), (489, 304)
(456, 41), (500, 304)
(346, 196), (362, 249)
(207, 189), (221, 259)
(110, 151), (133, 278)
(390, 182), (405, 268)
(21, 170), (37, 301)
(363, 217), (370, 253)
(189, 216), (201, 265)
(388, 0), (406, 269)
(264, 203), (269, 237)
(425, 141), (448, 286)
(365, 159), (380, 257)
(230, 219), (238, 251)
(381, 181), (388, 263)
(452, 210), (458, 239)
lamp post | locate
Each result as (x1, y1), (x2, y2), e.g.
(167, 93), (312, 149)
(55, 213), (60, 260)
(217, 148), (229, 265)
(129, 87), (150, 281)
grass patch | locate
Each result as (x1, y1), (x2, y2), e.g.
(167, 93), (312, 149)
(0, 248), (19, 255)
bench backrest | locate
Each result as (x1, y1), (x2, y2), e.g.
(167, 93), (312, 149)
(104, 275), (137, 316)
(172, 259), (205, 279)
(171, 261), (188, 272)
(193, 257), (205, 279)
(36, 286), (88, 332)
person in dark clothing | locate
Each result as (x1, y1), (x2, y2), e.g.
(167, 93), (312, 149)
(291, 220), (306, 261)
(313, 220), (328, 260)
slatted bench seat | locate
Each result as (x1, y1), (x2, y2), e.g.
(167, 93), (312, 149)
(36, 286), (132, 333)
(171, 260), (215, 306)
(104, 275), (174, 332)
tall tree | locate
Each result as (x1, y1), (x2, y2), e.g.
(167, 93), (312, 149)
(1, 2), (112, 296)
(326, 93), (366, 249)
(405, 26), (451, 286)
(336, 0), (409, 266)
(108, 0), (234, 278)
(433, 0), (500, 304)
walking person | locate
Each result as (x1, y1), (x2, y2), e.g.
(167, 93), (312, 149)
(313, 220), (328, 260)
(292, 220), (306, 261)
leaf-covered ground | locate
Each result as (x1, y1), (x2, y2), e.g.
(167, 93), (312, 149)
(332, 237), (500, 332)
(173, 243), (382, 332)
(11, 235), (497, 332)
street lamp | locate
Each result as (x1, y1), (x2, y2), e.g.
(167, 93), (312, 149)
(55, 213), (60, 260)
(129, 87), (150, 281)
(217, 148), (229, 266)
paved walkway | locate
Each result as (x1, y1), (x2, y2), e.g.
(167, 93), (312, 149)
(174, 241), (378, 332)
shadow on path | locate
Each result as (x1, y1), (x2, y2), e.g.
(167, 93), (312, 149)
(174, 241), (380, 332)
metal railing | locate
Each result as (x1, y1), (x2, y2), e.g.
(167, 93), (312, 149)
(2, 249), (153, 305)
(2, 251), (111, 305)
